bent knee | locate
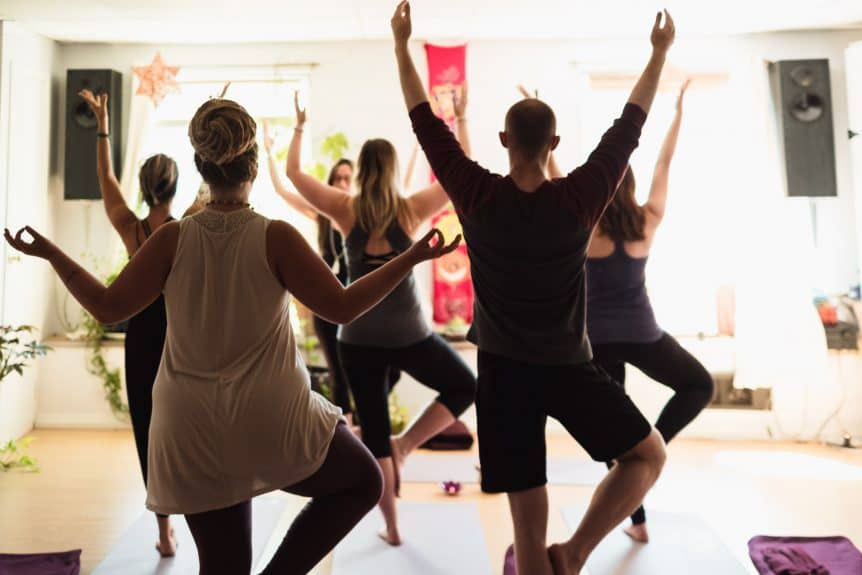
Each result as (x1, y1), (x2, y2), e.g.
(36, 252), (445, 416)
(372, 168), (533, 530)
(619, 429), (666, 478)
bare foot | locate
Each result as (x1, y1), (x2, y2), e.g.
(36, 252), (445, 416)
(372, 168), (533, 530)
(155, 527), (177, 557)
(548, 544), (588, 575)
(623, 523), (649, 543)
(378, 528), (403, 547)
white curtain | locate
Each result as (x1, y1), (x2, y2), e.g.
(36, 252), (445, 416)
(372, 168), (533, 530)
(731, 57), (835, 440)
(119, 91), (156, 212)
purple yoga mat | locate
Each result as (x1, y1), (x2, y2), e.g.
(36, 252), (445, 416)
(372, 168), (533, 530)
(0, 550), (81, 575)
(749, 536), (862, 575)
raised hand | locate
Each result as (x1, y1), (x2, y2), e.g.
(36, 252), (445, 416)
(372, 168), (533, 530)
(294, 91), (307, 128)
(517, 85), (537, 100)
(391, 0), (412, 45)
(676, 78), (691, 113)
(78, 89), (108, 129)
(651, 10), (675, 54)
(453, 83), (468, 119)
(5, 227), (58, 260)
(408, 228), (461, 263)
(263, 119), (275, 154)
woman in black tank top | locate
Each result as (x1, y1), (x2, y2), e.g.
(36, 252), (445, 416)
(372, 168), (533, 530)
(80, 90), (179, 556)
(579, 81), (714, 543)
(284, 91), (477, 546)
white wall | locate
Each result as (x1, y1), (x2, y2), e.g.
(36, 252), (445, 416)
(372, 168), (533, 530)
(0, 22), (58, 444)
(46, 29), (862, 338)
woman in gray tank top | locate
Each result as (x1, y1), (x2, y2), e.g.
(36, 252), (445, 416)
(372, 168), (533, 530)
(286, 91), (477, 547)
(580, 81), (714, 543)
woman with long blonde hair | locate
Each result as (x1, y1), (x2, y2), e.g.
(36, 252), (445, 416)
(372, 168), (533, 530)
(287, 91), (476, 546)
(7, 97), (458, 573)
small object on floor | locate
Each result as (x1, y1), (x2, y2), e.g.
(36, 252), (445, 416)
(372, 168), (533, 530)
(503, 544), (516, 575)
(331, 502), (493, 575)
(562, 507), (747, 574)
(0, 549), (81, 575)
(401, 454), (605, 485)
(749, 536), (862, 575)
(441, 480), (462, 496)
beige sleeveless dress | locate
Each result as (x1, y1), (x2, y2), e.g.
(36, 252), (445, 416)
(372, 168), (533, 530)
(145, 208), (342, 515)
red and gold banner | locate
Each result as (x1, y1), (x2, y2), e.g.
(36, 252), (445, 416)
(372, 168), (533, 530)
(425, 43), (473, 327)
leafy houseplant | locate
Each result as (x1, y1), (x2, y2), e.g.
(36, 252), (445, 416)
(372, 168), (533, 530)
(0, 436), (39, 472)
(0, 325), (50, 472)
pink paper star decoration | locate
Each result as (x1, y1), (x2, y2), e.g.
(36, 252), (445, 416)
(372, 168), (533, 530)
(133, 52), (180, 106)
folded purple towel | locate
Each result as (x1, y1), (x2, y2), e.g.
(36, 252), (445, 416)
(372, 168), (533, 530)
(750, 536), (862, 575)
(763, 546), (829, 575)
(0, 550), (81, 575)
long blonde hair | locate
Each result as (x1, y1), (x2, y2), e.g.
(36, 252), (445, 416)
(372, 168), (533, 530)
(353, 139), (415, 236)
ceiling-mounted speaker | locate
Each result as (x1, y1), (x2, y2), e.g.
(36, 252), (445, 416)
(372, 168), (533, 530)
(768, 59), (837, 197)
(64, 69), (123, 200)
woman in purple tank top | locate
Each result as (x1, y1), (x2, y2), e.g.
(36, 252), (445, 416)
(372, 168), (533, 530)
(585, 80), (714, 543)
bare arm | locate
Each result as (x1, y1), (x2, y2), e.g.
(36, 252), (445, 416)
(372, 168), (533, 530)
(645, 79), (689, 222)
(284, 94), (353, 233)
(628, 10), (675, 114)
(5, 224), (177, 325)
(268, 222), (459, 324)
(392, 1), (428, 111)
(78, 90), (138, 244)
(263, 120), (317, 220)
(453, 84), (471, 158)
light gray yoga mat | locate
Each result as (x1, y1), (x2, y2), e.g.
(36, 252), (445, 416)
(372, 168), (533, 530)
(561, 507), (748, 574)
(401, 454), (607, 486)
(331, 502), (493, 575)
(93, 496), (288, 575)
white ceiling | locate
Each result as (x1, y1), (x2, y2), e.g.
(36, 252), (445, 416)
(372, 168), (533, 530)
(2, 0), (862, 44)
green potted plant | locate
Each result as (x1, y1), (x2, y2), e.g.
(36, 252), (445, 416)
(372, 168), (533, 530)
(0, 325), (50, 472)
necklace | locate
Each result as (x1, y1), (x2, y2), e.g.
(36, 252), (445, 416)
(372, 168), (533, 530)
(207, 198), (250, 207)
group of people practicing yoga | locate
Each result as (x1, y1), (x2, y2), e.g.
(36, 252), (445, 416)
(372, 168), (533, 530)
(6, 3), (717, 574)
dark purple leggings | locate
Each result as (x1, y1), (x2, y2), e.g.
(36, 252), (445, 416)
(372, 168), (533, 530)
(185, 423), (383, 574)
(592, 333), (714, 525)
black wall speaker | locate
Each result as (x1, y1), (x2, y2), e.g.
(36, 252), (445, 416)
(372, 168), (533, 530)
(64, 69), (123, 200)
(768, 59), (837, 198)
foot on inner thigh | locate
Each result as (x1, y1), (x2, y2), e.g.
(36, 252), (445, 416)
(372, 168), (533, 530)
(548, 543), (587, 575)
(623, 523), (649, 543)
(390, 437), (407, 496)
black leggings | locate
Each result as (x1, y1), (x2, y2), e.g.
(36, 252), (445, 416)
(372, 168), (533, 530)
(339, 334), (476, 458)
(312, 315), (352, 414)
(592, 332), (714, 525)
(312, 315), (401, 414)
(185, 423), (382, 575)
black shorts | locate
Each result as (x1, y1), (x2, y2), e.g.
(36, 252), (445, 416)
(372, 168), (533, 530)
(476, 349), (652, 494)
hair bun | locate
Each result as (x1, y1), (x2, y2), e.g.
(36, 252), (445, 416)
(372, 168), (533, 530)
(188, 99), (256, 166)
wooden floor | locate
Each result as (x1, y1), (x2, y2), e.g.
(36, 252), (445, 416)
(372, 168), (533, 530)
(1, 429), (861, 574)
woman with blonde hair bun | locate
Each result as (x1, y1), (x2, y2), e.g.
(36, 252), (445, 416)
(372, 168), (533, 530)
(5, 96), (459, 574)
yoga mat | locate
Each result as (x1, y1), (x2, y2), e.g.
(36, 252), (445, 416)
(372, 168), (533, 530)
(401, 454), (606, 486)
(0, 550), (80, 575)
(749, 535), (862, 575)
(331, 502), (493, 575)
(92, 496), (287, 575)
(562, 507), (748, 575)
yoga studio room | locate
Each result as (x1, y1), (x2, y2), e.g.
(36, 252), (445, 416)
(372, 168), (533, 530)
(2, 0), (862, 574)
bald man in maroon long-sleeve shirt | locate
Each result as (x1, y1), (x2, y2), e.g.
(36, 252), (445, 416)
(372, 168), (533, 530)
(393, 3), (675, 574)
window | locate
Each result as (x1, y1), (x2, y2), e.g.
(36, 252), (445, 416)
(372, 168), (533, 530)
(138, 65), (314, 239)
(579, 74), (736, 336)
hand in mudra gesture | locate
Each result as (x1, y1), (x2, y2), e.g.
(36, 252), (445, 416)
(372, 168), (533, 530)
(391, 0), (412, 43)
(5, 227), (58, 260)
(407, 228), (461, 263)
